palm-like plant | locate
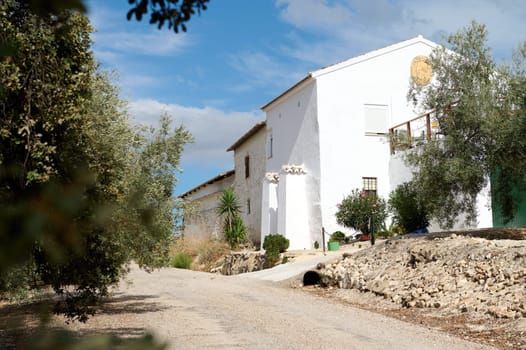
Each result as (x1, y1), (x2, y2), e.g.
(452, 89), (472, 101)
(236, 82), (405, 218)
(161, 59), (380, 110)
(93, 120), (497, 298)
(217, 187), (246, 248)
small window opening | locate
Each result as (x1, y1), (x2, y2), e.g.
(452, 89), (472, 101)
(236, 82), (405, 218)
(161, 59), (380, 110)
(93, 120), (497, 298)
(362, 177), (377, 196)
(244, 155), (250, 178)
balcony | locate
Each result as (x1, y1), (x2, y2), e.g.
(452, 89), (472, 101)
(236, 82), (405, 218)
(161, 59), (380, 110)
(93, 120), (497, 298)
(389, 110), (443, 155)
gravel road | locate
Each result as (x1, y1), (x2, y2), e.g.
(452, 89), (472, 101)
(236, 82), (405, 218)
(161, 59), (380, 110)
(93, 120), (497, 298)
(66, 266), (498, 350)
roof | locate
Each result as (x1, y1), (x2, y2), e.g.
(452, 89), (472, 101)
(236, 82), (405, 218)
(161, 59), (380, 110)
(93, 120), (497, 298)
(311, 35), (438, 77)
(261, 35), (439, 111)
(226, 121), (266, 151)
(179, 170), (235, 199)
(260, 75), (313, 111)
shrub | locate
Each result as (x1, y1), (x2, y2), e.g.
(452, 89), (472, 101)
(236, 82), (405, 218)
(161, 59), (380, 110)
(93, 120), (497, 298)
(0, 260), (39, 302)
(313, 241), (320, 249)
(263, 234), (289, 268)
(225, 216), (247, 249)
(171, 252), (193, 269)
(169, 237), (230, 271)
(329, 231), (347, 243)
(196, 240), (230, 271)
(377, 222), (403, 238)
(389, 182), (429, 233)
(263, 234), (290, 253)
(264, 251), (280, 268)
(335, 189), (387, 234)
(217, 188), (247, 248)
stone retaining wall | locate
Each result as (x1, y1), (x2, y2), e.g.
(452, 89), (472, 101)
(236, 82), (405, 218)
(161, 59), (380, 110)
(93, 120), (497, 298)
(318, 234), (526, 319)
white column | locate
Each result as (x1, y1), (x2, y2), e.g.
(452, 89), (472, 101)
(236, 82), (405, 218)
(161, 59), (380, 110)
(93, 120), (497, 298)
(260, 172), (279, 247)
(278, 164), (310, 250)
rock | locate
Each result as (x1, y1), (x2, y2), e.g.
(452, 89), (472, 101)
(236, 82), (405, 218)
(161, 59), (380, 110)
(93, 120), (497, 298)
(220, 252), (265, 275)
(488, 306), (516, 319)
(314, 232), (526, 321)
(367, 279), (390, 296)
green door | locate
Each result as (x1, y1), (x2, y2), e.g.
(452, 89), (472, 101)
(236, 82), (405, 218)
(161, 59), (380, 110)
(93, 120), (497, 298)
(491, 177), (526, 227)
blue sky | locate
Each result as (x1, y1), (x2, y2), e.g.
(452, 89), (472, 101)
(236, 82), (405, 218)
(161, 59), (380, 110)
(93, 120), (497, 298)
(86, 0), (526, 195)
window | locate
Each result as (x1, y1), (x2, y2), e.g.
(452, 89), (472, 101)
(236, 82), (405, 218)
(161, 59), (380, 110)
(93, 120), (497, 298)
(364, 104), (389, 135)
(362, 177), (377, 196)
(266, 131), (273, 159)
(247, 199), (251, 214)
(244, 155), (250, 178)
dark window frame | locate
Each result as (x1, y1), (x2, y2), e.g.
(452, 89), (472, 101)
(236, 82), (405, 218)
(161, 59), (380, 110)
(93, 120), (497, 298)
(362, 177), (378, 196)
(244, 155), (250, 178)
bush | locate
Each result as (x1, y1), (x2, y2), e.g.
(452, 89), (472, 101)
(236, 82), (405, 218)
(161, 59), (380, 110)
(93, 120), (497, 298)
(225, 216), (247, 249)
(169, 237), (230, 271)
(313, 241), (320, 249)
(171, 252), (193, 269)
(335, 189), (387, 234)
(217, 188), (247, 248)
(263, 234), (290, 253)
(377, 223), (403, 238)
(329, 231), (347, 243)
(0, 260), (39, 302)
(389, 182), (429, 233)
(263, 234), (289, 268)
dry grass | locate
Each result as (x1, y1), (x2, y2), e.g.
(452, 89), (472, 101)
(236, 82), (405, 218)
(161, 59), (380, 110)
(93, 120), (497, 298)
(170, 237), (230, 272)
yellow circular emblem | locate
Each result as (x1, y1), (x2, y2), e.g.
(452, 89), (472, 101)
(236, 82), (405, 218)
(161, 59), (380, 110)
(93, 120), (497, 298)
(410, 56), (432, 86)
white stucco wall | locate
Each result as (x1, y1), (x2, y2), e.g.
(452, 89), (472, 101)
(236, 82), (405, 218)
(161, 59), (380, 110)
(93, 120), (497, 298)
(263, 80), (322, 249)
(182, 175), (234, 240)
(259, 36), (493, 249)
(389, 150), (493, 231)
(232, 128), (266, 245)
(315, 39), (435, 235)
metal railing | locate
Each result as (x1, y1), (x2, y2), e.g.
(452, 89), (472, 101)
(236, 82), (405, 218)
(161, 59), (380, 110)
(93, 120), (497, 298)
(389, 110), (442, 155)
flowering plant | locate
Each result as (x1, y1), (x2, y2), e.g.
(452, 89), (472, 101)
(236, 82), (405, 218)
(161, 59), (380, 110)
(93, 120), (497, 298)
(335, 189), (387, 234)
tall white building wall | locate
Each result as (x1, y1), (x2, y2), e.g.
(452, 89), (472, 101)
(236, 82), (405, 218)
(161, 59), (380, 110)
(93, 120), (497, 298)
(263, 81), (322, 249)
(315, 40), (435, 236)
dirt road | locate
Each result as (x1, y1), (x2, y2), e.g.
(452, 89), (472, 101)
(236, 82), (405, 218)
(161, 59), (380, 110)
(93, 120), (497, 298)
(63, 266), (498, 350)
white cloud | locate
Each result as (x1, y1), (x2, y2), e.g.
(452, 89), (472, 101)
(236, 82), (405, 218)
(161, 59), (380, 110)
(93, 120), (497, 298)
(227, 51), (307, 94)
(88, 1), (192, 66)
(93, 31), (190, 57)
(128, 99), (264, 166)
(276, 0), (352, 30)
(275, 0), (526, 65)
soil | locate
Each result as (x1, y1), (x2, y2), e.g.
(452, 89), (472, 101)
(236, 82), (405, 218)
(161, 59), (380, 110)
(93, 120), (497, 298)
(299, 228), (526, 350)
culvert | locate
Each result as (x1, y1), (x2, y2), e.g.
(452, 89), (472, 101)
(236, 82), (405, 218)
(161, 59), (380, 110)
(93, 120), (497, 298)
(303, 270), (321, 286)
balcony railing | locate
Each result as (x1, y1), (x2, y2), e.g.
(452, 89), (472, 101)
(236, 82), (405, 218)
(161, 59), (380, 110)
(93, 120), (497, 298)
(389, 110), (442, 155)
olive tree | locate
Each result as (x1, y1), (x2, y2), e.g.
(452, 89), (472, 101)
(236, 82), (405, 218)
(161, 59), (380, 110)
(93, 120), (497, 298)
(407, 21), (526, 228)
(0, 0), (192, 322)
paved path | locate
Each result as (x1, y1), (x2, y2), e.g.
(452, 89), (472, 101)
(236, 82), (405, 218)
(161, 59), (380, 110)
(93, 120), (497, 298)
(241, 243), (367, 282)
(66, 266), (497, 350)
(240, 252), (339, 282)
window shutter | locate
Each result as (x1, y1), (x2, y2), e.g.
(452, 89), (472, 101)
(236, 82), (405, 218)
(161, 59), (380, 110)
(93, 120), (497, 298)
(364, 104), (388, 135)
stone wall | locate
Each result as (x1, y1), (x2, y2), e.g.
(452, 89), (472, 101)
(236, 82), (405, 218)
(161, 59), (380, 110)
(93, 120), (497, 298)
(213, 252), (266, 276)
(318, 234), (526, 319)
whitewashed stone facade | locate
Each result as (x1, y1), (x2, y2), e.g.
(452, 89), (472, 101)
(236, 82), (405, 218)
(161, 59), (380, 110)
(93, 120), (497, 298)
(180, 171), (234, 240)
(260, 35), (492, 249)
(181, 35), (494, 249)
(227, 122), (266, 245)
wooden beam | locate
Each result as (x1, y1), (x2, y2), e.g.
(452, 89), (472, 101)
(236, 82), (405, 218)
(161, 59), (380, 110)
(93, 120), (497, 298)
(426, 113), (431, 140)
(389, 128), (395, 155)
(406, 122), (412, 148)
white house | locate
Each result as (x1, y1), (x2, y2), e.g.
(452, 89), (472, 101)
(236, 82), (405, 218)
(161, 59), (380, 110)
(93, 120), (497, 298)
(259, 35), (462, 249)
(180, 170), (234, 240)
(226, 121), (267, 243)
(181, 35), (495, 249)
